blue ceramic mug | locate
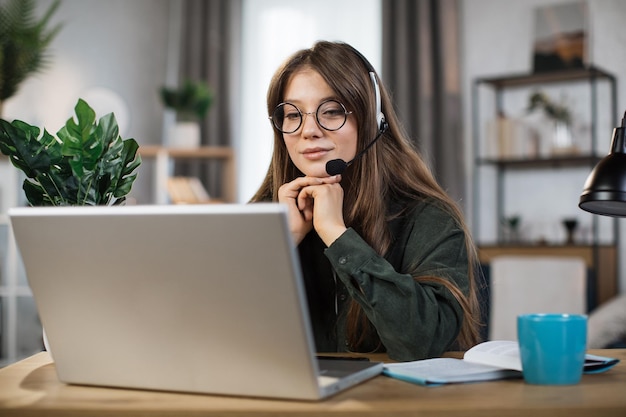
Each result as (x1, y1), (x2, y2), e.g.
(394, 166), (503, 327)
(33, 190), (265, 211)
(517, 313), (587, 385)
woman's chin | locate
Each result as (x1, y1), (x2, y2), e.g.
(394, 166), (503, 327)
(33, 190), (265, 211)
(297, 162), (332, 178)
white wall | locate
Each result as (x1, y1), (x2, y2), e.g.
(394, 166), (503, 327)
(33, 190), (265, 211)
(2, 0), (172, 205)
(237, 0), (382, 203)
(460, 0), (626, 292)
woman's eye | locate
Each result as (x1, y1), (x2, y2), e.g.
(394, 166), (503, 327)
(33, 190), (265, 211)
(321, 106), (344, 117)
(322, 108), (343, 117)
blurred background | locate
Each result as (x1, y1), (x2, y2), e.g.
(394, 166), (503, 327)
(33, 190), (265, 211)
(1, 0), (624, 365)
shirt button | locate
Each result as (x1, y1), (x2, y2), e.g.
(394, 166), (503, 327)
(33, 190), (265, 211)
(339, 256), (348, 265)
(339, 293), (347, 301)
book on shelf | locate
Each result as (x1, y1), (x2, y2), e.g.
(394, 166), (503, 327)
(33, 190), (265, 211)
(382, 340), (620, 387)
(167, 176), (211, 204)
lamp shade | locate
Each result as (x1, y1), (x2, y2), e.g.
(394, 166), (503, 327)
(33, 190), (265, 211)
(579, 113), (626, 217)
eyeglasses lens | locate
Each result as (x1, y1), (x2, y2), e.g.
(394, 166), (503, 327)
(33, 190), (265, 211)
(273, 103), (300, 134)
(271, 100), (348, 134)
(317, 100), (348, 131)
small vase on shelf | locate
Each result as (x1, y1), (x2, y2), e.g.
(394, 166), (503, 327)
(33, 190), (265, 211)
(562, 218), (578, 245)
(551, 121), (578, 156)
(169, 121), (201, 148)
(502, 215), (522, 244)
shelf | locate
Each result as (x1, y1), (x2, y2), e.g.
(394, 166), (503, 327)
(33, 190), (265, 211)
(475, 66), (616, 89)
(478, 242), (615, 251)
(137, 145), (236, 204)
(138, 145), (233, 159)
(472, 67), (619, 313)
(476, 154), (601, 169)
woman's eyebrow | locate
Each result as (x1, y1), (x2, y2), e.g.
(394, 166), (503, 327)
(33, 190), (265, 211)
(282, 95), (339, 105)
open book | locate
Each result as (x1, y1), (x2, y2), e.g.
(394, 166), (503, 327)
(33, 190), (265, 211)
(382, 340), (620, 386)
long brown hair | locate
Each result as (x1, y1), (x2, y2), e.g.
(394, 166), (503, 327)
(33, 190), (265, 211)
(250, 41), (481, 350)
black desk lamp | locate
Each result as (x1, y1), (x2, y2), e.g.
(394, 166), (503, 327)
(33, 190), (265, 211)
(579, 111), (626, 216)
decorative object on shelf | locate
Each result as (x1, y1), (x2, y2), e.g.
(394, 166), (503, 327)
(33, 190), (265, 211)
(0, 0), (63, 116)
(528, 92), (571, 125)
(579, 111), (626, 216)
(562, 217), (579, 245)
(486, 112), (532, 160)
(160, 79), (213, 148)
(167, 176), (211, 204)
(0, 98), (142, 206)
(531, 1), (587, 73)
(502, 215), (522, 243)
(527, 91), (576, 156)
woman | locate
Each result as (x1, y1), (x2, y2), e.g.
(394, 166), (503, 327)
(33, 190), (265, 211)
(250, 41), (481, 361)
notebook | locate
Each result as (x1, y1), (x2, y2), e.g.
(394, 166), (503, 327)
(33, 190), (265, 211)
(9, 203), (382, 400)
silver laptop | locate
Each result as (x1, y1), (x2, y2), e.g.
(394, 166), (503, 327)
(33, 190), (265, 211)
(9, 203), (382, 400)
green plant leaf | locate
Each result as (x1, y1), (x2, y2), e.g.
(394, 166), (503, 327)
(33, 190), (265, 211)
(0, 0), (63, 101)
(112, 138), (141, 198)
(22, 179), (45, 205)
(0, 98), (141, 206)
(160, 79), (213, 121)
(96, 111), (120, 150)
(0, 118), (75, 205)
(59, 99), (108, 203)
(527, 91), (571, 124)
(0, 119), (46, 177)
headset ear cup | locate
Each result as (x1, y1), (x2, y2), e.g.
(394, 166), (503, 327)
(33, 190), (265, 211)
(379, 114), (388, 134)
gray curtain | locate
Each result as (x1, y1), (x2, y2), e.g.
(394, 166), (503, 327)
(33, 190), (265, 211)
(382, 0), (465, 204)
(175, 0), (241, 199)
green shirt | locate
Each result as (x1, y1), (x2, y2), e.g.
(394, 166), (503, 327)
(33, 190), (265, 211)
(298, 199), (468, 361)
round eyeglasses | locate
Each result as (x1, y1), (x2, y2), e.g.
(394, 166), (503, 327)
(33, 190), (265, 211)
(269, 100), (353, 134)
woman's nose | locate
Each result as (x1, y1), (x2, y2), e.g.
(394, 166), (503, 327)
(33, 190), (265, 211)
(301, 111), (322, 137)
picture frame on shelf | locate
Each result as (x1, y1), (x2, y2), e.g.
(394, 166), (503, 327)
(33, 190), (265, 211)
(532, 1), (588, 73)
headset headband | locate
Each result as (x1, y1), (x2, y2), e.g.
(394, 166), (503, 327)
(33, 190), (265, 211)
(346, 44), (387, 133)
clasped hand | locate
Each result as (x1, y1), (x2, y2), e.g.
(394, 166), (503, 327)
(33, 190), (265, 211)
(278, 175), (347, 246)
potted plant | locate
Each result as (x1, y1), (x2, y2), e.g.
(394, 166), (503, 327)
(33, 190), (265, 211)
(160, 79), (213, 148)
(0, 0), (63, 116)
(527, 91), (571, 125)
(0, 98), (141, 206)
(527, 91), (576, 155)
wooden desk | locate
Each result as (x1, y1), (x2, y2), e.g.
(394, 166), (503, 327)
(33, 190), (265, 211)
(1, 350), (625, 416)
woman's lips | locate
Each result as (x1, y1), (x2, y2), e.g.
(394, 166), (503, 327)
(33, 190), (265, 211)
(301, 147), (331, 160)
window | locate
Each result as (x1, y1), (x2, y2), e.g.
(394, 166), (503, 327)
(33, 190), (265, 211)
(238, 0), (382, 201)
